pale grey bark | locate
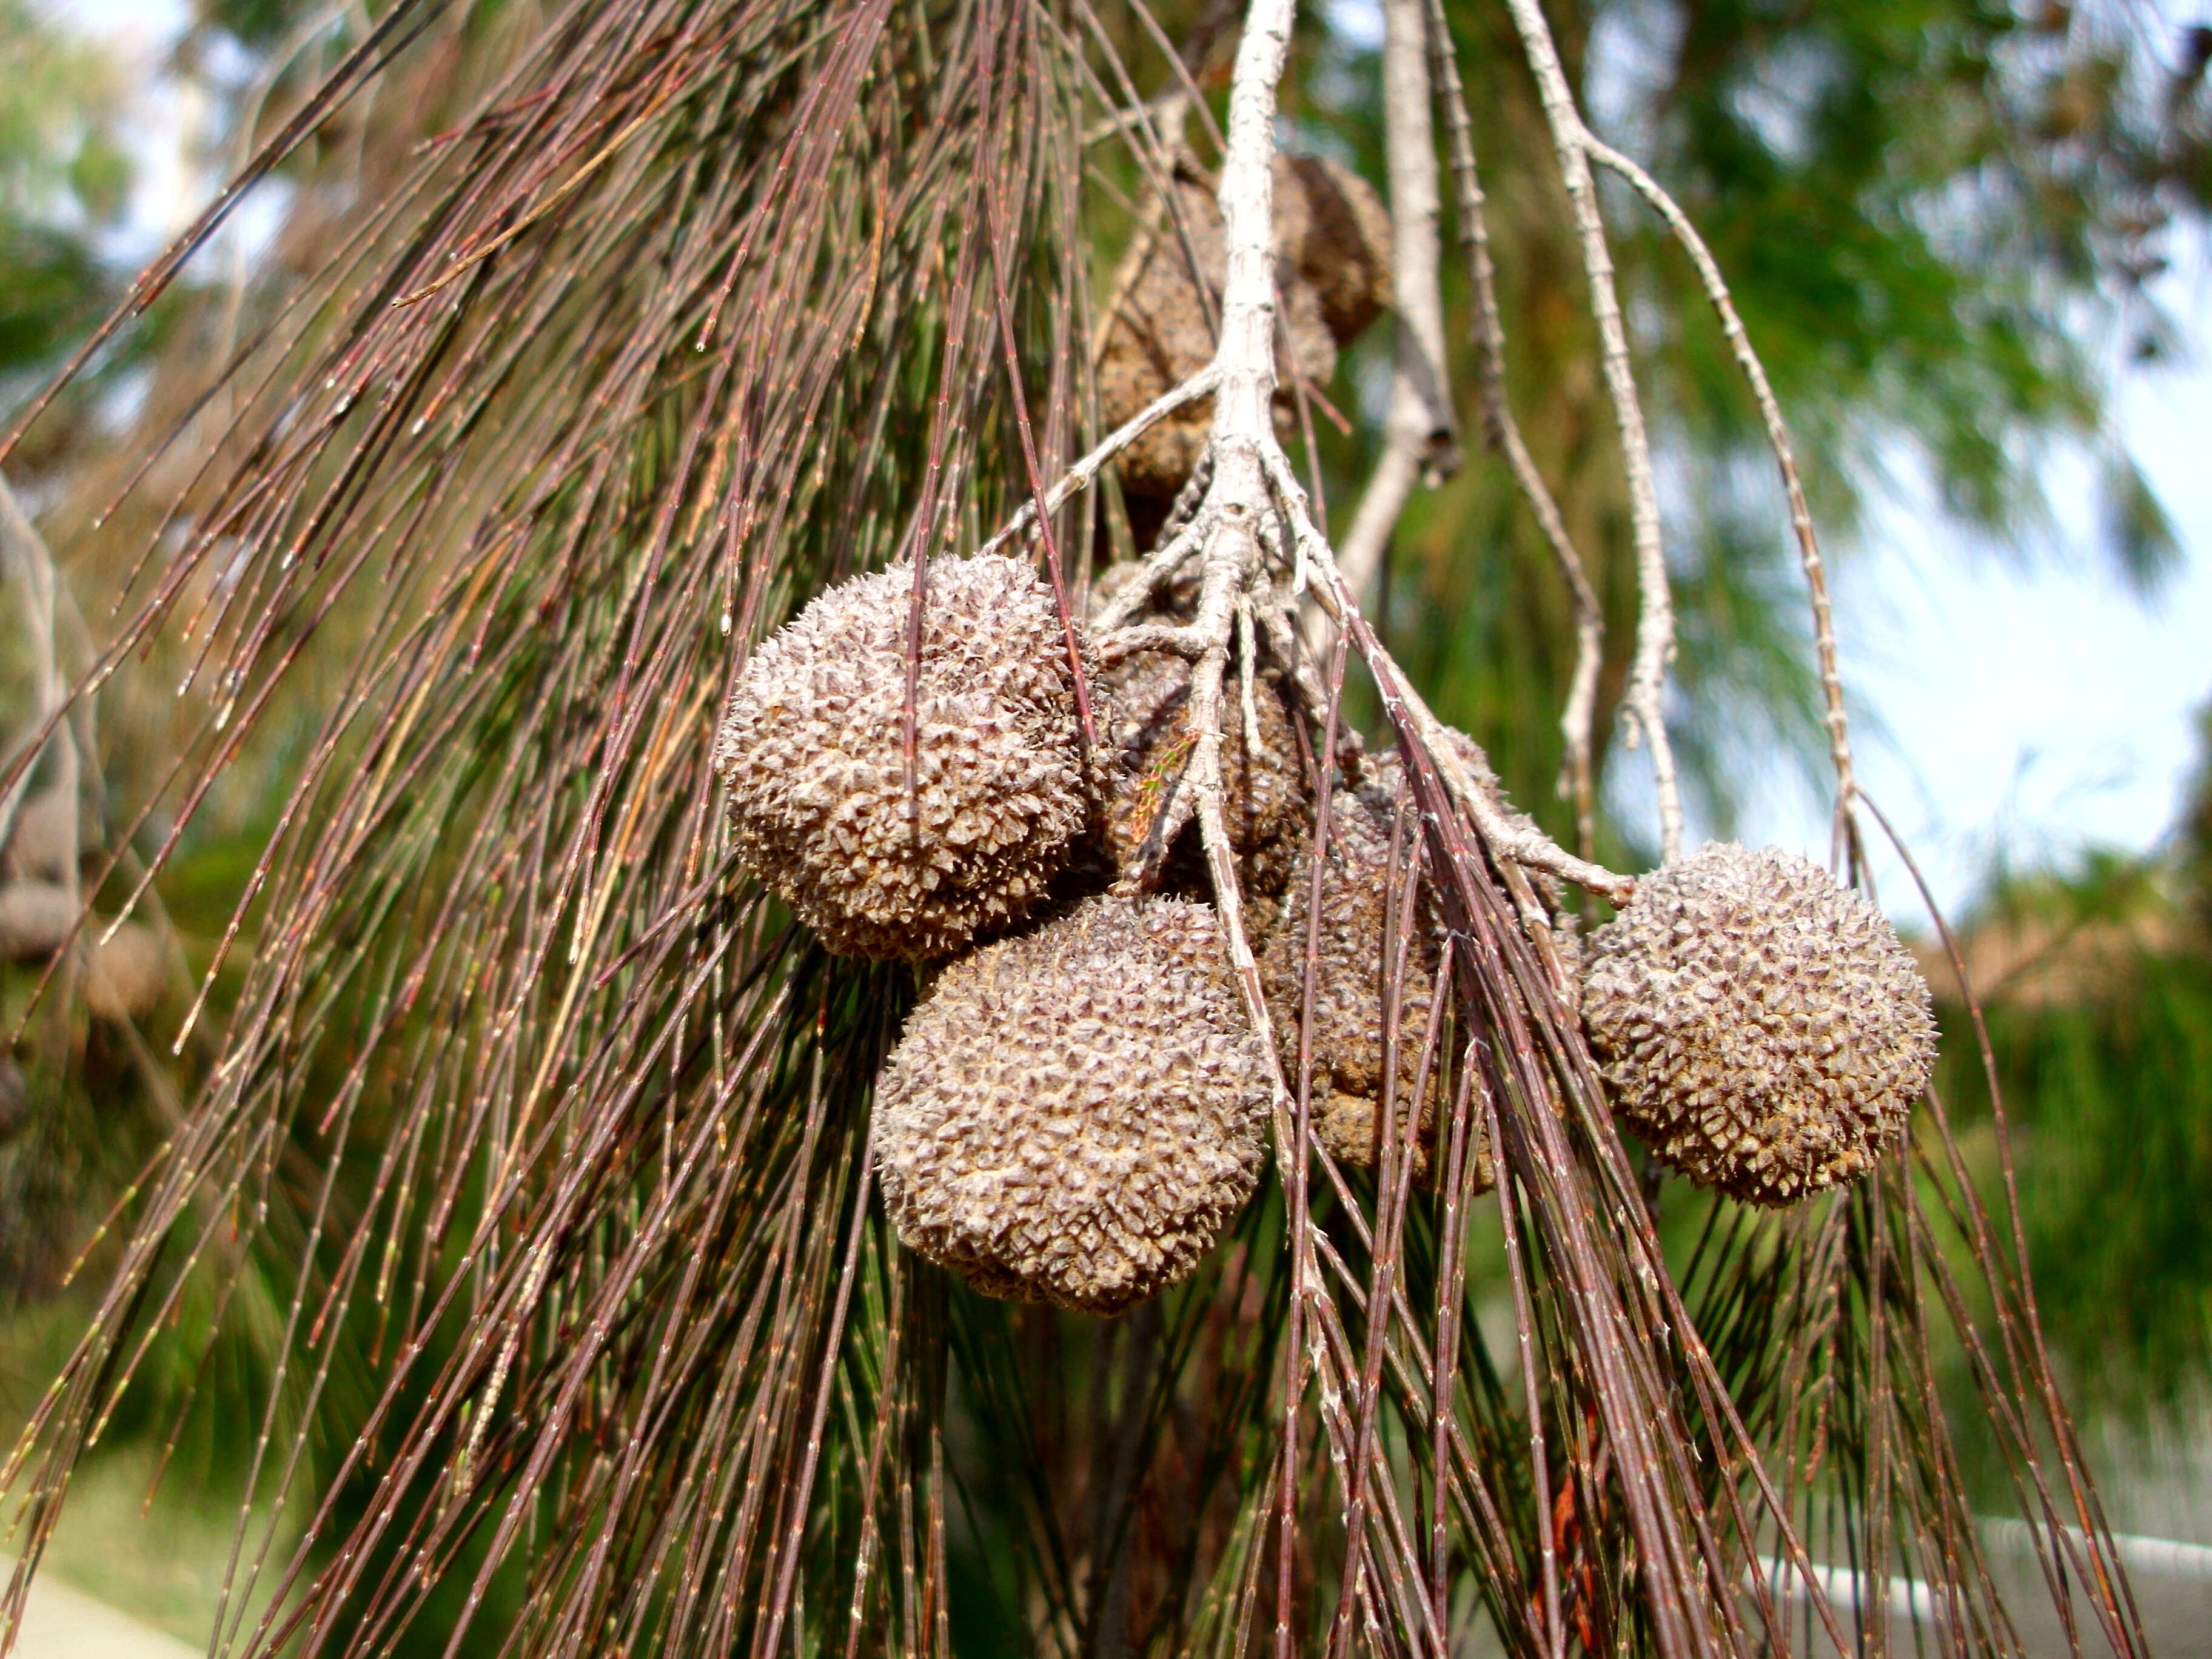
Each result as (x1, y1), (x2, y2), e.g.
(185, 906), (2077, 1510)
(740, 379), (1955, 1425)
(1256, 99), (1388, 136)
(1334, 0), (1460, 608)
(1498, 0), (1686, 861)
(1581, 135), (1858, 851)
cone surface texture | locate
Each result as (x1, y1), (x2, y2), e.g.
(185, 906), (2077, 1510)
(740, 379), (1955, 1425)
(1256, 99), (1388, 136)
(1261, 779), (1484, 1188)
(873, 895), (1270, 1315)
(1096, 648), (1307, 908)
(1581, 841), (1937, 1205)
(714, 555), (1094, 960)
(1096, 157), (1389, 498)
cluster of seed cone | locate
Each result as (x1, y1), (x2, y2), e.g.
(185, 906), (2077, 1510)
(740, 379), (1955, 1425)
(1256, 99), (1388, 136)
(714, 551), (1932, 1313)
(713, 548), (1504, 1309)
(714, 555), (1284, 1312)
(1580, 841), (1937, 1205)
(1098, 155), (1390, 501)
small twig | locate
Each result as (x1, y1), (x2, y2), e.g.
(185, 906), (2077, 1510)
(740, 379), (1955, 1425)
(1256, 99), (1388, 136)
(1333, 0), (1460, 610)
(1235, 597), (1262, 757)
(1265, 448), (1635, 904)
(1153, 449), (1214, 549)
(1255, 587), (1366, 785)
(1096, 620), (1209, 662)
(1082, 90), (1190, 149)
(974, 364), (1221, 560)
(1580, 135), (1857, 846)
(1427, 0), (1603, 860)
(1088, 515), (1208, 632)
(1497, 0), (1683, 862)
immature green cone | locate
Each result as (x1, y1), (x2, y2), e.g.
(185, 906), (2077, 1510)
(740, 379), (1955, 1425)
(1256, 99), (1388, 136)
(713, 554), (1098, 961)
(873, 896), (1270, 1315)
(1581, 842), (1937, 1205)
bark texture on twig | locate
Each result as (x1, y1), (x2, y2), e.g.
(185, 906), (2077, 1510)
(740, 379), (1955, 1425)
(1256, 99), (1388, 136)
(1333, 0), (1460, 608)
(1426, 0), (1604, 860)
(1498, 0), (1684, 862)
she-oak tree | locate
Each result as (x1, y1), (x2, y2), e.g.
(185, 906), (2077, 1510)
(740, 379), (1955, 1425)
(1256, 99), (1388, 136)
(0, 0), (2184, 1653)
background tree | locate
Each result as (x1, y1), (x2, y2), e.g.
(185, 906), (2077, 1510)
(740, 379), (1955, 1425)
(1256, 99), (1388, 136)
(1362, 0), (2210, 844)
(1924, 707), (2212, 1416)
(0, 2), (132, 422)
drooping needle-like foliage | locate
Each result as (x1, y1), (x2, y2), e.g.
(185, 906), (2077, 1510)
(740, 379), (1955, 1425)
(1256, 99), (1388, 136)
(0, 0), (2162, 1654)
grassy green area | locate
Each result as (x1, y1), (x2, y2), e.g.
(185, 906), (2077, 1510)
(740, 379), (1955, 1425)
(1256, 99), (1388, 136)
(0, 1301), (299, 1648)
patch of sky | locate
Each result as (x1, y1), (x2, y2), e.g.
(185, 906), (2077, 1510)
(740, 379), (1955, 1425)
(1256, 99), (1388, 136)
(1730, 245), (2212, 930)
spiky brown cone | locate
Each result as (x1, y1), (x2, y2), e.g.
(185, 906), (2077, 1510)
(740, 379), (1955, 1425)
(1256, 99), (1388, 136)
(873, 896), (1270, 1315)
(1581, 842), (1937, 1205)
(714, 554), (1099, 962)
(1262, 779), (1491, 1191)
